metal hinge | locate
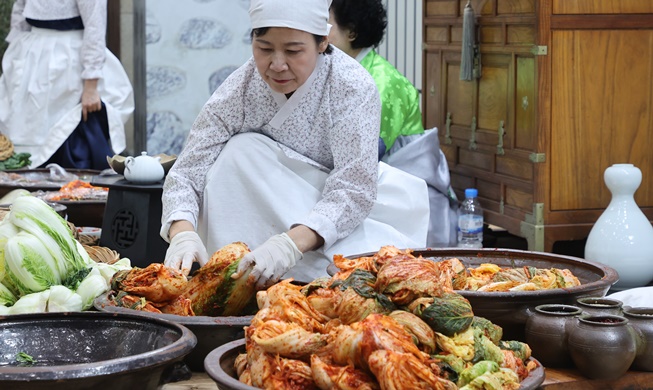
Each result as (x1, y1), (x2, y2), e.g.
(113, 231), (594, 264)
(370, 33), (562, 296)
(529, 153), (546, 163)
(531, 45), (548, 56)
(521, 203), (545, 251)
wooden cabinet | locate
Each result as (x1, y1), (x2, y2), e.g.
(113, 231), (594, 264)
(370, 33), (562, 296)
(422, 0), (653, 251)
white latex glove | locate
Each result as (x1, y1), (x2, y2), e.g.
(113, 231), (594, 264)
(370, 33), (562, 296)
(164, 231), (209, 276)
(232, 233), (302, 290)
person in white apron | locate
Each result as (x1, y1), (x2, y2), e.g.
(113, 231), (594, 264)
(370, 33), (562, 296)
(0, 0), (134, 169)
(161, 0), (429, 288)
(328, 0), (459, 247)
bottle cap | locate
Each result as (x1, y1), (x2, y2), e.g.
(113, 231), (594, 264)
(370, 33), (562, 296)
(465, 188), (478, 198)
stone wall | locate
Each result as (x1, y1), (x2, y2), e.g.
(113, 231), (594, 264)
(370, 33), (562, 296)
(142, 0), (251, 156)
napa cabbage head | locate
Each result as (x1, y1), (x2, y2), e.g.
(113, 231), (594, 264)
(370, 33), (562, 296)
(0, 219), (19, 281)
(9, 290), (50, 314)
(93, 258), (132, 284)
(76, 267), (109, 310)
(0, 281), (17, 306)
(47, 285), (83, 312)
(9, 196), (87, 277)
(5, 231), (62, 295)
(0, 218), (18, 241)
(458, 361), (500, 388)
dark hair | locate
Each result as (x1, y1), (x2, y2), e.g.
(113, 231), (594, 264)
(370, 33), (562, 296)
(250, 28), (333, 54)
(330, 0), (387, 49)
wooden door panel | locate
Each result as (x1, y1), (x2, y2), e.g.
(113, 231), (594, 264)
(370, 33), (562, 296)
(425, 26), (449, 44)
(477, 179), (501, 210)
(553, 0), (653, 14)
(496, 155), (533, 181)
(423, 51), (442, 130)
(506, 186), (534, 211)
(444, 54), (475, 131)
(497, 0), (536, 15)
(477, 54), (511, 148)
(550, 29), (653, 211)
(480, 26), (503, 44)
(425, 0), (458, 17)
(459, 148), (493, 171)
(515, 56), (535, 151)
(450, 172), (475, 193)
(506, 25), (536, 45)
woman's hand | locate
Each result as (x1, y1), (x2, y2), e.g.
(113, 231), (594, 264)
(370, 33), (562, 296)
(81, 78), (101, 121)
(232, 232), (302, 290)
(163, 220), (209, 276)
(232, 225), (324, 289)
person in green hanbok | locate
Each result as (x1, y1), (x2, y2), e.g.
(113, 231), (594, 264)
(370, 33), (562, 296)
(329, 0), (460, 248)
(328, 0), (423, 158)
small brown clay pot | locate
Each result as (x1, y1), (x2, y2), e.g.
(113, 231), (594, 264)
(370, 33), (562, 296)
(576, 296), (623, 317)
(622, 307), (653, 371)
(567, 315), (639, 380)
(525, 304), (582, 368)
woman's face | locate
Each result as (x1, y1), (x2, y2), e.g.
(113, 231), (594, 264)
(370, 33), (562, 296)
(252, 27), (328, 95)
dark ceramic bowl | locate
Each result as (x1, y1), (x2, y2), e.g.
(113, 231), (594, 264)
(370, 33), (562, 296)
(94, 292), (252, 372)
(204, 338), (546, 390)
(0, 311), (196, 390)
(327, 248), (619, 341)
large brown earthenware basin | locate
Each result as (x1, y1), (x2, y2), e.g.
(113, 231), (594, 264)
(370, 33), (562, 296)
(94, 292), (253, 372)
(328, 248), (619, 341)
(204, 338), (546, 390)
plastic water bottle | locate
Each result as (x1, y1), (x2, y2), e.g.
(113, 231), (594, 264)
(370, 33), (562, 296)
(457, 188), (483, 248)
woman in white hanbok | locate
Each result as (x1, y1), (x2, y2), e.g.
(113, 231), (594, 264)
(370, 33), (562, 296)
(161, 0), (429, 288)
(0, 0), (134, 169)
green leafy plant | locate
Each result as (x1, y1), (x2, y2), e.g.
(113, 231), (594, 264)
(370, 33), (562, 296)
(410, 293), (474, 337)
(0, 152), (31, 170)
(16, 352), (35, 366)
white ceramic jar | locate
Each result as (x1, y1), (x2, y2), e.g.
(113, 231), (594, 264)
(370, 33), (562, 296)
(584, 164), (653, 290)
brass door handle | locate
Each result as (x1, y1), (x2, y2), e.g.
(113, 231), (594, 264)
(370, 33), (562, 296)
(497, 120), (505, 155)
(445, 112), (452, 144)
(469, 116), (477, 150)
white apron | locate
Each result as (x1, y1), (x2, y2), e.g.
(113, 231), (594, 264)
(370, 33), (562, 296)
(198, 132), (429, 283)
(0, 28), (134, 168)
(383, 128), (459, 247)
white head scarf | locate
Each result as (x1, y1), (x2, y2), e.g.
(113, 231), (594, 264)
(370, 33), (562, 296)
(249, 0), (332, 36)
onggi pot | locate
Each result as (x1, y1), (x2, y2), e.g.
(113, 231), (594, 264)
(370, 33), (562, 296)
(567, 315), (640, 380)
(525, 304), (582, 368)
(576, 296), (623, 317)
(622, 307), (653, 371)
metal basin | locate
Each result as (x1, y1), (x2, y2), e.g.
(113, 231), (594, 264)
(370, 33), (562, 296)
(0, 311), (196, 390)
(328, 247), (619, 340)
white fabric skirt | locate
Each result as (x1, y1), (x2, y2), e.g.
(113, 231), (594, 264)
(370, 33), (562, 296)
(197, 133), (429, 282)
(383, 128), (459, 247)
(0, 28), (134, 168)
